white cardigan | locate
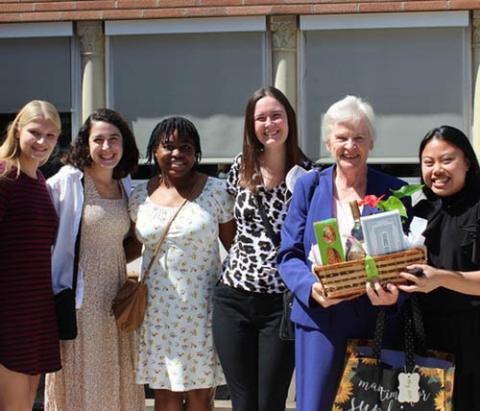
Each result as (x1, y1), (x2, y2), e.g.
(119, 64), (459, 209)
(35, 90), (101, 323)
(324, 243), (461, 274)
(47, 165), (132, 307)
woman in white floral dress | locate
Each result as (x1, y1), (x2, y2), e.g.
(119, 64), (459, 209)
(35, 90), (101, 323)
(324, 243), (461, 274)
(129, 117), (235, 411)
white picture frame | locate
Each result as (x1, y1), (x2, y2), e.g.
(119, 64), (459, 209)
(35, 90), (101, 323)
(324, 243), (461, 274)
(360, 210), (406, 256)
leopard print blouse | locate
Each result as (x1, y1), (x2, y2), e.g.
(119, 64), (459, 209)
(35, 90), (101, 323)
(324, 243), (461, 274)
(220, 154), (315, 294)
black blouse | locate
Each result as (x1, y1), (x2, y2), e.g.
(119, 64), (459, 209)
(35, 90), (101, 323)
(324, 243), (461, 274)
(415, 187), (480, 313)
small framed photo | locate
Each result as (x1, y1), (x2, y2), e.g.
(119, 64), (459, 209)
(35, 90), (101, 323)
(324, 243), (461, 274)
(360, 210), (406, 256)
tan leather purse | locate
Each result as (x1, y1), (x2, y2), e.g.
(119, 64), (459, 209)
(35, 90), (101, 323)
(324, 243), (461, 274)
(112, 197), (189, 332)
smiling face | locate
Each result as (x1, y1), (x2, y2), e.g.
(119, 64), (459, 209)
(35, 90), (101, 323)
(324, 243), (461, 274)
(155, 130), (196, 180)
(326, 118), (373, 172)
(17, 119), (59, 168)
(253, 96), (289, 148)
(421, 138), (470, 197)
(88, 121), (123, 171)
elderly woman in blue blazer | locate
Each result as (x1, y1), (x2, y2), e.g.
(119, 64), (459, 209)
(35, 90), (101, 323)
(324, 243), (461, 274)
(277, 95), (409, 411)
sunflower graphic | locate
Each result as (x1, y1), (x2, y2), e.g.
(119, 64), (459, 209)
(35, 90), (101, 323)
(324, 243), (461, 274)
(444, 369), (455, 409)
(335, 379), (353, 404)
(345, 343), (356, 356)
(434, 390), (446, 410)
(418, 366), (440, 379)
(445, 369), (455, 393)
(360, 357), (379, 366)
(337, 367), (352, 388)
(342, 359), (355, 377)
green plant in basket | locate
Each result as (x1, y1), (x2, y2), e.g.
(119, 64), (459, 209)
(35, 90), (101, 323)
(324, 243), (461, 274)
(358, 183), (423, 219)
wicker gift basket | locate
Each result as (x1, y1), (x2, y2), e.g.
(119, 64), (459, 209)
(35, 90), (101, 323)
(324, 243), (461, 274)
(312, 246), (426, 299)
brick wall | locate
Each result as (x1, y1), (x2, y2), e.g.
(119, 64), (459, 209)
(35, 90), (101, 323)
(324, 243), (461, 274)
(0, 0), (478, 23)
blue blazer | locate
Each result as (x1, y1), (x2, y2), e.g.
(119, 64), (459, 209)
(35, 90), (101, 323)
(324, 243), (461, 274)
(277, 165), (409, 330)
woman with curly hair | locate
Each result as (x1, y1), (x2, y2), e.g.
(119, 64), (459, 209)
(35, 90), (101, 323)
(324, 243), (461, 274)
(0, 100), (61, 411)
(44, 108), (145, 411)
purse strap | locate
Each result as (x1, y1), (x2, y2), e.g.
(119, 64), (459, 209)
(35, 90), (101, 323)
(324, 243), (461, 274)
(254, 170), (320, 249)
(141, 186), (192, 284)
(254, 193), (280, 248)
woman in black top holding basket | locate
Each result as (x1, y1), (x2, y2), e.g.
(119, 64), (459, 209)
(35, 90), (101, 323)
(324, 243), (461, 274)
(400, 125), (480, 410)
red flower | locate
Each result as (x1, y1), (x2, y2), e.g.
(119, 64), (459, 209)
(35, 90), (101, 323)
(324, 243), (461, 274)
(358, 194), (385, 208)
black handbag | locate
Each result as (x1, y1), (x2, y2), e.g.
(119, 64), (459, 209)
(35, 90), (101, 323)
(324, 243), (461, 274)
(278, 290), (295, 341)
(54, 182), (83, 341)
(254, 193), (295, 341)
(55, 287), (77, 340)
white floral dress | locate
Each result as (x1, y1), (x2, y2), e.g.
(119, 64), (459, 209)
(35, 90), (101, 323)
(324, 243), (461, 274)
(129, 176), (234, 391)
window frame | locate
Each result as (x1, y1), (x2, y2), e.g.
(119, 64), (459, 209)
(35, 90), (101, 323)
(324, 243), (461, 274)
(104, 16), (270, 164)
(0, 21), (80, 143)
(298, 11), (471, 164)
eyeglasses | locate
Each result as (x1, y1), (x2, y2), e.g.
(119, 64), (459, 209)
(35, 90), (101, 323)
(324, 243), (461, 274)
(160, 143), (195, 154)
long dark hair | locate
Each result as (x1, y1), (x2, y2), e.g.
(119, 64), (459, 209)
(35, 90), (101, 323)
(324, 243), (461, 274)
(146, 116), (202, 175)
(65, 108), (139, 179)
(419, 125), (480, 199)
(240, 86), (307, 192)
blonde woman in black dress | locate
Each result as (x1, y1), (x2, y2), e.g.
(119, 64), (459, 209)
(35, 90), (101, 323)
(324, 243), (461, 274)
(0, 100), (61, 411)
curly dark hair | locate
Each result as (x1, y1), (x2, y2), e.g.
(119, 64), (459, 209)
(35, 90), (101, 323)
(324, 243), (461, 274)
(146, 116), (202, 175)
(64, 108), (139, 179)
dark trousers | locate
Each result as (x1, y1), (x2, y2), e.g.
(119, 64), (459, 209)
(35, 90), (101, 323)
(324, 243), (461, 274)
(212, 283), (295, 411)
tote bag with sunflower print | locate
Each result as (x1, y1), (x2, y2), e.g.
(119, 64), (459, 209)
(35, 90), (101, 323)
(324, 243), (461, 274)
(332, 300), (455, 411)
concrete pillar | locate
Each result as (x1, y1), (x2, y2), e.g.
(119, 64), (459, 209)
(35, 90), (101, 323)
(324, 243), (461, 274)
(270, 20), (299, 403)
(472, 11), (480, 156)
(77, 21), (105, 122)
(270, 16), (298, 110)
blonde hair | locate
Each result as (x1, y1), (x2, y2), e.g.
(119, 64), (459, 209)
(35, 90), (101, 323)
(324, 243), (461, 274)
(321, 95), (376, 143)
(0, 100), (61, 177)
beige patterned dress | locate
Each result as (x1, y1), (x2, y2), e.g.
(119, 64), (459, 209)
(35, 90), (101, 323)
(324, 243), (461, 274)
(129, 176), (234, 391)
(45, 175), (145, 411)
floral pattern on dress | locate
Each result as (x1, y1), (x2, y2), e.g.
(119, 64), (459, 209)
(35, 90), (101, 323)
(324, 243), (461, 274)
(129, 176), (234, 391)
(45, 174), (144, 411)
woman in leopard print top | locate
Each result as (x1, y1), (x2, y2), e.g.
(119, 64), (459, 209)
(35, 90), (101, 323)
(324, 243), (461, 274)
(212, 86), (314, 411)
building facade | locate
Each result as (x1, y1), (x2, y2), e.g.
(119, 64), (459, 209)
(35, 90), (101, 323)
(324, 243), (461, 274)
(1, 1), (480, 170)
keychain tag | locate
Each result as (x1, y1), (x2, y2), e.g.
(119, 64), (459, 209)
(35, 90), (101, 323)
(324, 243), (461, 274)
(398, 372), (420, 403)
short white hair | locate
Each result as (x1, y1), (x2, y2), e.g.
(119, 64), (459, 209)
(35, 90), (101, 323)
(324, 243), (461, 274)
(321, 95), (376, 143)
